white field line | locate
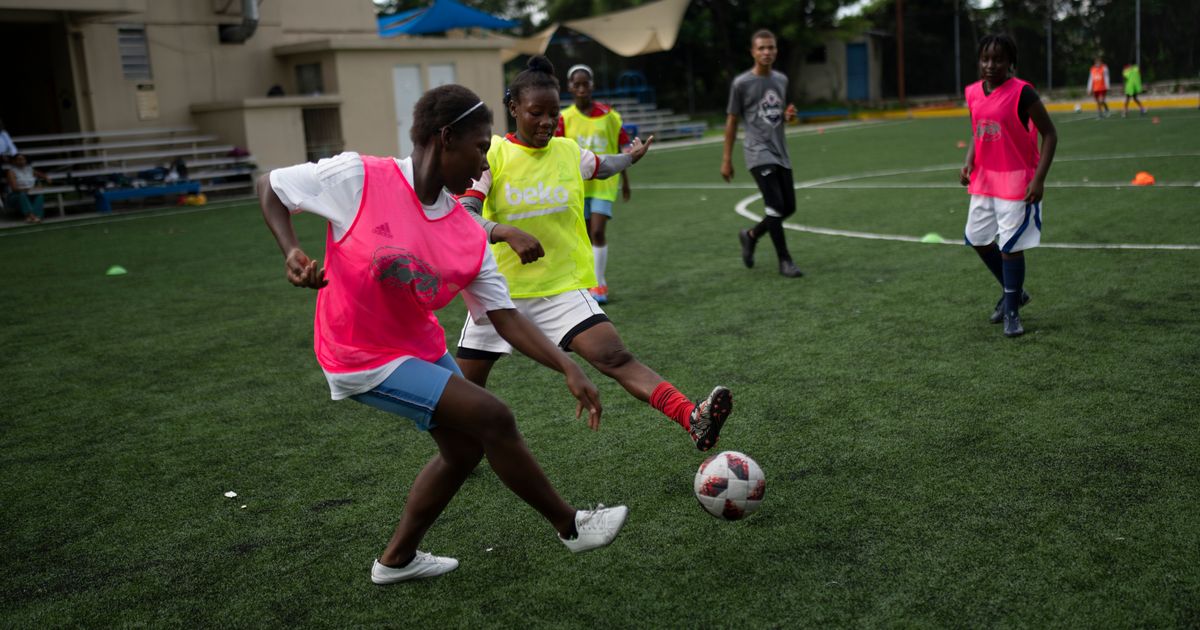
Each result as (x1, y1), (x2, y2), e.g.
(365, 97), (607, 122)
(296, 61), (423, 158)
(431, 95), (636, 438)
(723, 153), (1200, 251)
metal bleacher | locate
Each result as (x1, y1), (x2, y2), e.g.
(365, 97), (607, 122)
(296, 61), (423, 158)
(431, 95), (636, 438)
(567, 71), (708, 142)
(9, 126), (255, 217)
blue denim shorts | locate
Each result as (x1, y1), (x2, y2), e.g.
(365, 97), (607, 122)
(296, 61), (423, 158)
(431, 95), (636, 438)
(583, 197), (614, 220)
(350, 353), (461, 431)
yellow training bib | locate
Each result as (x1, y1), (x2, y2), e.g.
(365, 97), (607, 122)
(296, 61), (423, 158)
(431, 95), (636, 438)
(484, 136), (596, 298)
(561, 105), (624, 203)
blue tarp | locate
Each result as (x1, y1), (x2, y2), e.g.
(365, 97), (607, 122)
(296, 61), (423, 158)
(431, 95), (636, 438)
(377, 0), (517, 37)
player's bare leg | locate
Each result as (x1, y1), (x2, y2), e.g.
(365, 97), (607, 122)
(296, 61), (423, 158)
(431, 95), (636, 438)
(569, 322), (731, 450)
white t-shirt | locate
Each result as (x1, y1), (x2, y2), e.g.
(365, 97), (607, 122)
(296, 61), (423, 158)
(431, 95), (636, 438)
(270, 151), (515, 399)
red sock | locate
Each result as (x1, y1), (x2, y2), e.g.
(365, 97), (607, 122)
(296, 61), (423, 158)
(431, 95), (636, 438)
(650, 382), (694, 431)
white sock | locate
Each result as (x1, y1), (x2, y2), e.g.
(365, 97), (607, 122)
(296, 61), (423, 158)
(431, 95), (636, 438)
(593, 245), (608, 287)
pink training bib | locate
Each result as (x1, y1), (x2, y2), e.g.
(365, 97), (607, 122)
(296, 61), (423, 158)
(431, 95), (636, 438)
(966, 77), (1040, 201)
(314, 155), (487, 372)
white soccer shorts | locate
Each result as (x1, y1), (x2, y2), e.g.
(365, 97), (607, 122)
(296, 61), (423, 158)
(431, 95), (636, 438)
(457, 288), (608, 356)
(964, 194), (1042, 253)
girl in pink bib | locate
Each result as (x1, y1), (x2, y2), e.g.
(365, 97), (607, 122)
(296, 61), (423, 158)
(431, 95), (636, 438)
(259, 85), (630, 585)
(959, 34), (1058, 338)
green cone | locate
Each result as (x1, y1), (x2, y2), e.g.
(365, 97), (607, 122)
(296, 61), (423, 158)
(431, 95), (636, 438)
(106, 265), (128, 276)
(920, 233), (945, 244)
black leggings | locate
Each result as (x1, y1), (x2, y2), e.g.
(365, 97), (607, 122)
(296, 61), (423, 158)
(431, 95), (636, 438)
(750, 165), (796, 262)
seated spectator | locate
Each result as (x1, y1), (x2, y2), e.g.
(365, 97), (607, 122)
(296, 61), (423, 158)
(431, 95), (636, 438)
(6, 154), (50, 223)
(0, 118), (17, 164)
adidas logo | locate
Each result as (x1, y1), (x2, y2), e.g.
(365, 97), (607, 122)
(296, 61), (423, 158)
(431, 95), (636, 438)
(372, 223), (392, 238)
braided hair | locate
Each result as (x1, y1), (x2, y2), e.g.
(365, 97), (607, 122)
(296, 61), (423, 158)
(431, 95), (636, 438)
(504, 55), (560, 109)
(978, 33), (1018, 68)
(410, 84), (492, 145)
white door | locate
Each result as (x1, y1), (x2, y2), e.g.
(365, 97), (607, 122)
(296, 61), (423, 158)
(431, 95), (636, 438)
(428, 63), (456, 89)
(393, 65), (421, 156)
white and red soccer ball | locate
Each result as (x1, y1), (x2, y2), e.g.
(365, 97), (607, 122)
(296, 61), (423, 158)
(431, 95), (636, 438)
(693, 451), (765, 520)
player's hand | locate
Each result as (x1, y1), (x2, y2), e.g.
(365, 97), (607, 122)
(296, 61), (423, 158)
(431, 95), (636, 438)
(564, 363), (602, 430)
(285, 248), (327, 289)
(621, 185), (631, 202)
(721, 159), (734, 182)
(959, 165), (971, 187)
(494, 225), (545, 264)
(1024, 180), (1045, 204)
(627, 135), (654, 163)
(785, 103), (798, 123)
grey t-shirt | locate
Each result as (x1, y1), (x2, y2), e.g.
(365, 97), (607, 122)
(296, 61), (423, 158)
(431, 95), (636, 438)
(727, 69), (791, 170)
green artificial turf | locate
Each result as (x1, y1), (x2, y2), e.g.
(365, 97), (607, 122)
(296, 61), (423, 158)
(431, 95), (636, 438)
(2, 110), (1198, 627)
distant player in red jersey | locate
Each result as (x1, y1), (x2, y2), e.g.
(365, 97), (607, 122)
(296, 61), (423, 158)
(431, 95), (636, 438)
(1086, 57), (1111, 119)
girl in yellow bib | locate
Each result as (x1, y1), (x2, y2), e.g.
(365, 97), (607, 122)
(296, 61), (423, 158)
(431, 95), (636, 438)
(457, 56), (733, 452)
(555, 63), (632, 304)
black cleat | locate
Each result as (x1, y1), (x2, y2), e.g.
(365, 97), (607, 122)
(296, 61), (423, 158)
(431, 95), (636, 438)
(779, 260), (805, 278)
(689, 386), (732, 451)
(738, 229), (756, 268)
(1003, 311), (1025, 337)
(990, 290), (1031, 324)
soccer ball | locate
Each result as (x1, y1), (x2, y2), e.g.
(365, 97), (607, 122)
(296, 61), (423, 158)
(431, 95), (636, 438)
(1074, 104), (1083, 113)
(693, 451), (766, 520)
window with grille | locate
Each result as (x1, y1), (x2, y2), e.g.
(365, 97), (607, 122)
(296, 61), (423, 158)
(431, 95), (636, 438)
(118, 25), (152, 79)
(303, 108), (344, 162)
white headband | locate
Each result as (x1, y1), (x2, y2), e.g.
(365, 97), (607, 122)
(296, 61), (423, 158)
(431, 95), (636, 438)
(445, 101), (484, 128)
(567, 64), (594, 80)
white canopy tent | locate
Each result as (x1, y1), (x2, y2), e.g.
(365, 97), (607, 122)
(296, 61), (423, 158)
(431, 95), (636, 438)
(501, 0), (690, 62)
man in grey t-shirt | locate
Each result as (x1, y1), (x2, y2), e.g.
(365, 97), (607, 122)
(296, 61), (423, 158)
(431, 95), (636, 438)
(721, 29), (803, 278)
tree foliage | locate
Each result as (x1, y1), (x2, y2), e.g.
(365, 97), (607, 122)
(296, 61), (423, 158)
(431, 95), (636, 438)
(375, 0), (1198, 110)
(865, 0), (1200, 99)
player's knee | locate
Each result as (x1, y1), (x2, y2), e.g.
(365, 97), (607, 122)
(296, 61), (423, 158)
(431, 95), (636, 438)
(440, 442), (484, 470)
(477, 400), (519, 443)
(590, 345), (636, 374)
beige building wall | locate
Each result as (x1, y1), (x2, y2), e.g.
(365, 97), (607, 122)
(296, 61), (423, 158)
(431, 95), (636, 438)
(3, 0), (510, 167)
(797, 36), (883, 103)
(191, 96), (338, 172)
(74, 0), (377, 132)
(328, 46), (506, 157)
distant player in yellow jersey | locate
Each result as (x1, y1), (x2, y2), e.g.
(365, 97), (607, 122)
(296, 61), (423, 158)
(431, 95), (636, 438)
(555, 64), (632, 304)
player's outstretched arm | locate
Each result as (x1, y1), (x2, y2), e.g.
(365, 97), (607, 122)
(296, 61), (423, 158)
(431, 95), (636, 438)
(257, 173), (327, 289)
(1026, 100), (1058, 204)
(626, 135), (654, 163)
(488, 308), (602, 430)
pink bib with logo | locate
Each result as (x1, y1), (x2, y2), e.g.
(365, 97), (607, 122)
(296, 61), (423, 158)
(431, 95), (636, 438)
(314, 155), (487, 372)
(966, 78), (1040, 201)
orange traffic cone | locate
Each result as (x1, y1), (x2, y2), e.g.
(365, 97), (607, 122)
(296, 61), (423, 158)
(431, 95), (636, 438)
(1131, 171), (1156, 186)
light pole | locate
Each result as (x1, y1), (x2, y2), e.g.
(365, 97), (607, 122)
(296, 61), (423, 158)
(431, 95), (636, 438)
(1135, 0), (1141, 67)
(1045, 0), (1052, 91)
(954, 0), (961, 96)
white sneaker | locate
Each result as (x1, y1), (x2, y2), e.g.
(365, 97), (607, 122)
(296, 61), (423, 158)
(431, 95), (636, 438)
(370, 552), (459, 584)
(559, 505), (629, 553)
